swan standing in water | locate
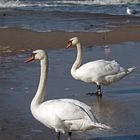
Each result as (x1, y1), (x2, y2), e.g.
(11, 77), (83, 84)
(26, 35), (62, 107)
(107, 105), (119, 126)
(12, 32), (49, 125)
(26, 50), (110, 140)
(66, 37), (136, 96)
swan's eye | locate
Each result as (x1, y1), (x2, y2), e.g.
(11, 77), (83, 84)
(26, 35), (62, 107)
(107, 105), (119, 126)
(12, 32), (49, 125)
(68, 40), (72, 44)
(32, 53), (37, 56)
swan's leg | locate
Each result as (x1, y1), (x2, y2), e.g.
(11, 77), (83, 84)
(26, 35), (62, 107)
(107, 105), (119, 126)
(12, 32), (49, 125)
(57, 132), (60, 140)
(96, 85), (102, 96)
(86, 84), (102, 96)
(68, 132), (72, 140)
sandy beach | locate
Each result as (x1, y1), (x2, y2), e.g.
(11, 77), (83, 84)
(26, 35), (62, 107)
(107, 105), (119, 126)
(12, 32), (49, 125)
(0, 23), (140, 54)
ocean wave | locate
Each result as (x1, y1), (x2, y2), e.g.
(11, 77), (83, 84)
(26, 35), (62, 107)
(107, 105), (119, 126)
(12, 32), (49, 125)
(56, 0), (140, 5)
(0, 0), (52, 8)
(0, 0), (20, 8)
(0, 0), (140, 8)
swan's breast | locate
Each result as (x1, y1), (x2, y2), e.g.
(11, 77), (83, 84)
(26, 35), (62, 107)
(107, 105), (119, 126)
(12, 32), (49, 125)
(31, 103), (57, 129)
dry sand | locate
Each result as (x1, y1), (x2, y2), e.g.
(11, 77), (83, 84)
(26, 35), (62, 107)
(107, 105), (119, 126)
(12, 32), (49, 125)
(0, 23), (140, 54)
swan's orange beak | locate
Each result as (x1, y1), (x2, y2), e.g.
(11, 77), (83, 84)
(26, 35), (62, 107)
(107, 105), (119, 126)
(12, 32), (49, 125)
(25, 54), (35, 63)
(66, 41), (72, 48)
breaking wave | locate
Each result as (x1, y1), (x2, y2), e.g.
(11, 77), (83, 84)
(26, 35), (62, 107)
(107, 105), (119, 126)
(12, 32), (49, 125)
(0, 0), (140, 8)
(56, 0), (140, 5)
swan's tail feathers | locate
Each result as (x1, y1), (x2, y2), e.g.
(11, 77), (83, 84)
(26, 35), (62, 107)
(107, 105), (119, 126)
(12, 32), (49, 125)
(127, 66), (136, 74)
(92, 122), (111, 130)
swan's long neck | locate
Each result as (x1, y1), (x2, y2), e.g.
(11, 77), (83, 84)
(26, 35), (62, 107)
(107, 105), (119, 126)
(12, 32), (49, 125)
(31, 55), (48, 111)
(71, 43), (82, 77)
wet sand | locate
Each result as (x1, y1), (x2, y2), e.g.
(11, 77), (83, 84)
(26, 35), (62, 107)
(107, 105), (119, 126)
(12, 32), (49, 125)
(0, 23), (140, 140)
(0, 23), (140, 54)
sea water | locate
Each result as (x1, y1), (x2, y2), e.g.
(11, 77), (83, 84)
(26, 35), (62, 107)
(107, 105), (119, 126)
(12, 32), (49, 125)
(0, 0), (140, 31)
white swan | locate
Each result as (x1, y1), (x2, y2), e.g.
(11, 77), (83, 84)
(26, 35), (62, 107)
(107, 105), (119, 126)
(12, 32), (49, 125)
(26, 49), (110, 140)
(66, 37), (136, 96)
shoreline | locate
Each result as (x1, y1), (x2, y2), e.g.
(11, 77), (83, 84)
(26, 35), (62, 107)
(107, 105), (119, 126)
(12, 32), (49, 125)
(0, 23), (140, 54)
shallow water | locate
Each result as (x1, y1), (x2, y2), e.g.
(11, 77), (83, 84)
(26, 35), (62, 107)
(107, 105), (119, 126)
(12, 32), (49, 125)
(0, 42), (140, 140)
(0, 9), (140, 32)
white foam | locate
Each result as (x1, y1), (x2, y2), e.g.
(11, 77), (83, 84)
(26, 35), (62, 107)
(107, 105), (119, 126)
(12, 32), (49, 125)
(0, 0), (50, 8)
(56, 0), (140, 5)
(0, 0), (20, 8)
(0, 0), (139, 8)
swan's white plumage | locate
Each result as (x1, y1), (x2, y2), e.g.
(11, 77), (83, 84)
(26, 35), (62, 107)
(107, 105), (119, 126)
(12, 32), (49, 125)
(26, 49), (110, 139)
(33, 99), (103, 132)
(74, 60), (121, 84)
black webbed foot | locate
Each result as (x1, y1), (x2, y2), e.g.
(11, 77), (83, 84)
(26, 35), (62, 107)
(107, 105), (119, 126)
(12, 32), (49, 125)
(86, 92), (102, 97)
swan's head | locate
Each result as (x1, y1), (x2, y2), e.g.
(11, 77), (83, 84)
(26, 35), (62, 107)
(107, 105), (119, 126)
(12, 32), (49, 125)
(26, 49), (46, 63)
(66, 37), (80, 48)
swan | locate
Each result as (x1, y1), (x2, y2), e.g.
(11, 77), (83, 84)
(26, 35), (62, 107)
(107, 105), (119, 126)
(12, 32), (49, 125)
(66, 37), (136, 96)
(25, 49), (110, 140)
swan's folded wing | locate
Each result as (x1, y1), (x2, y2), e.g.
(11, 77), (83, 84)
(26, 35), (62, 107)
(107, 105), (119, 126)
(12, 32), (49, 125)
(103, 71), (127, 85)
(79, 60), (120, 77)
(60, 99), (99, 122)
(103, 60), (120, 76)
(40, 100), (88, 121)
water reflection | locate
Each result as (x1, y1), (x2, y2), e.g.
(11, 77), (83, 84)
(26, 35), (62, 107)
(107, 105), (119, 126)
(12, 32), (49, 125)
(103, 45), (111, 60)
